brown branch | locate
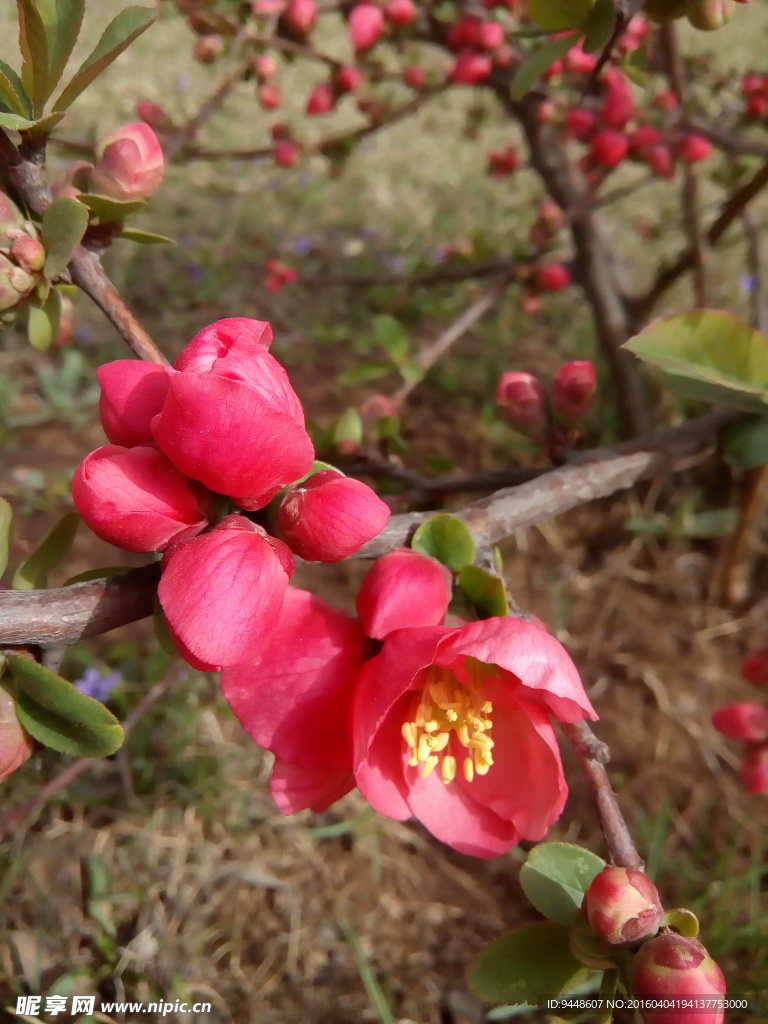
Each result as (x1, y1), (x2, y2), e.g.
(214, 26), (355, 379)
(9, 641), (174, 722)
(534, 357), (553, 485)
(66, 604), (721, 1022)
(562, 720), (643, 869)
(301, 257), (516, 288)
(631, 159), (768, 321)
(0, 130), (168, 364)
(163, 57), (251, 164)
(683, 117), (768, 159)
(0, 411), (735, 647)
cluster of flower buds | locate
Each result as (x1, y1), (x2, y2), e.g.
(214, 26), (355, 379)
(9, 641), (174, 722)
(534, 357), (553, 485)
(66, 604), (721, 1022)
(711, 648), (768, 794)
(578, 866), (726, 1023)
(265, 258), (297, 292)
(487, 145), (519, 178)
(0, 193), (46, 316)
(71, 318), (389, 670)
(495, 360), (597, 449)
(741, 72), (768, 121)
(560, 66), (712, 182)
(53, 123), (165, 203)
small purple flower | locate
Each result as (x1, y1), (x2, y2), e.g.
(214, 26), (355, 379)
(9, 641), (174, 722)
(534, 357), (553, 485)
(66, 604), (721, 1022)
(176, 75), (192, 92)
(74, 667), (122, 703)
(297, 172), (313, 187)
(185, 262), (205, 283)
(378, 252), (405, 273)
(292, 236), (314, 256)
(74, 326), (93, 344)
(430, 246), (447, 264)
(739, 275), (756, 294)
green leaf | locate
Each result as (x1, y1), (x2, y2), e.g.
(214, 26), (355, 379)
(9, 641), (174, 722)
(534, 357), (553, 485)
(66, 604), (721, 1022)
(41, 197), (89, 279)
(721, 416), (768, 469)
(36, 0), (86, 103)
(12, 511), (79, 589)
(7, 655), (124, 757)
(54, 7), (158, 113)
(468, 921), (591, 1004)
(458, 564), (509, 617)
(374, 315), (409, 365)
(519, 843), (606, 926)
(0, 109), (65, 133)
(16, 0), (50, 116)
(411, 513), (476, 572)
(332, 406), (363, 447)
(582, 0), (616, 53)
(117, 227), (174, 244)
(0, 497), (13, 578)
(528, 0), (593, 30)
(661, 908), (699, 937)
(0, 58), (31, 116)
(27, 287), (61, 350)
(624, 311), (768, 414)
(511, 32), (581, 100)
(77, 193), (147, 223)
(338, 363), (392, 386)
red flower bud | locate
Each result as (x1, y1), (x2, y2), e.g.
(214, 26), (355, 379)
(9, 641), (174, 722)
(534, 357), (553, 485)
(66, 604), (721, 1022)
(355, 547), (452, 639)
(9, 233), (45, 273)
(565, 108), (597, 142)
(741, 648), (768, 687)
(450, 50), (492, 85)
(97, 360), (170, 447)
(0, 684), (33, 784)
(336, 65), (363, 93)
(259, 83), (282, 110)
(274, 139), (299, 166)
(349, 3), (384, 51)
(90, 123), (164, 201)
(534, 261), (570, 292)
(551, 360), (597, 423)
(678, 134), (713, 163)
(740, 742), (768, 794)
(495, 371), (547, 434)
(564, 43), (597, 74)
(306, 82), (336, 115)
(284, 0), (317, 34)
(582, 866), (664, 946)
(253, 55), (278, 79)
(631, 934), (726, 1024)
(647, 144), (675, 178)
(72, 444), (216, 553)
(403, 66), (426, 89)
(136, 100), (171, 130)
(590, 129), (629, 168)
(712, 701), (768, 743)
(384, 0), (415, 26)
(654, 89), (679, 111)
(629, 125), (662, 157)
(277, 469), (390, 562)
(601, 80), (634, 130)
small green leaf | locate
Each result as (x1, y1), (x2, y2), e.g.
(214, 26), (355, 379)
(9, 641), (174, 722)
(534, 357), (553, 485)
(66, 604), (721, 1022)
(0, 58), (31, 116)
(117, 227), (174, 244)
(624, 311), (768, 414)
(374, 315), (409, 365)
(528, 0), (593, 30)
(0, 111), (39, 130)
(77, 193), (147, 223)
(411, 513), (476, 572)
(12, 512), (79, 590)
(338, 363), (392, 386)
(41, 198), (89, 279)
(458, 565), (509, 617)
(16, 0), (50, 116)
(54, 7), (158, 113)
(8, 655), (124, 757)
(662, 908), (699, 937)
(0, 497), (13, 578)
(511, 32), (581, 100)
(0, 109), (65, 134)
(468, 921), (591, 1004)
(721, 416), (768, 469)
(519, 843), (606, 926)
(332, 407), (364, 447)
(36, 0), (86, 103)
(27, 287), (61, 350)
(582, 0), (615, 53)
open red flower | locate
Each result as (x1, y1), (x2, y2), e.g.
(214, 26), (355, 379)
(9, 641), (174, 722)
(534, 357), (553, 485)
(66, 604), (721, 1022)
(353, 618), (596, 857)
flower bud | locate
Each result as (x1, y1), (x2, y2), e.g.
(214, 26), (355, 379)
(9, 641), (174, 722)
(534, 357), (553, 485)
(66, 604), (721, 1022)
(384, 0), (415, 26)
(740, 742), (768, 794)
(686, 0), (734, 29)
(678, 134), (713, 163)
(550, 361), (597, 423)
(404, 66), (426, 89)
(356, 547), (452, 639)
(590, 129), (629, 168)
(306, 82), (336, 115)
(349, 3), (385, 51)
(9, 232), (46, 273)
(284, 0), (317, 35)
(0, 254), (35, 310)
(72, 444), (216, 553)
(712, 701), (768, 743)
(277, 469), (390, 562)
(0, 684), (33, 784)
(582, 866), (664, 946)
(336, 66), (363, 93)
(274, 139), (299, 166)
(741, 648), (768, 687)
(566, 108), (597, 142)
(97, 360), (170, 447)
(601, 79), (634, 130)
(495, 371), (547, 434)
(631, 934), (726, 1024)
(450, 50), (492, 85)
(90, 123), (165, 202)
(136, 100), (171, 130)
(534, 261), (570, 292)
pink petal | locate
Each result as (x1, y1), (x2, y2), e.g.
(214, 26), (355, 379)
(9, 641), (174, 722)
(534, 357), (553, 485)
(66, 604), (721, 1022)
(175, 319), (273, 374)
(355, 549), (452, 639)
(270, 757), (354, 813)
(96, 361), (170, 447)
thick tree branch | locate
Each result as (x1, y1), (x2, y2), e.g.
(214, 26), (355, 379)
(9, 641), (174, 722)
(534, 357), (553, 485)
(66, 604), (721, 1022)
(0, 411), (735, 648)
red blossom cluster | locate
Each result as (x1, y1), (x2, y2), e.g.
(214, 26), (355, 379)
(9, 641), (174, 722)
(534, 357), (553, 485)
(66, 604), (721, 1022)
(222, 547), (596, 857)
(495, 360), (597, 450)
(72, 318), (389, 670)
(741, 71), (768, 120)
(712, 648), (768, 794)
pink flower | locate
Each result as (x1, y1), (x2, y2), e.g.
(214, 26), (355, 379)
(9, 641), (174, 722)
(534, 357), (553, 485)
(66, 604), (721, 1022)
(355, 548), (452, 639)
(582, 866), (664, 946)
(353, 618), (596, 857)
(151, 323), (314, 509)
(495, 371), (547, 434)
(631, 935), (726, 1024)
(0, 684), (33, 784)
(90, 123), (165, 201)
(712, 701), (768, 743)
(349, 3), (384, 50)
(159, 516), (293, 669)
(96, 361), (170, 447)
(550, 361), (597, 423)
(277, 469), (390, 562)
(221, 587), (369, 811)
(72, 444), (216, 553)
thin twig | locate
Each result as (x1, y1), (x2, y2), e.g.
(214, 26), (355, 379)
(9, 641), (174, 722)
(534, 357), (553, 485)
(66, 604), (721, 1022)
(164, 57), (251, 164)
